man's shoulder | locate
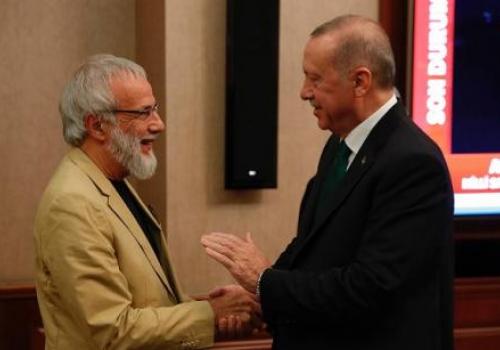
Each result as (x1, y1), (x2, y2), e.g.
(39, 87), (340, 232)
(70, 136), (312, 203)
(366, 114), (450, 184)
(381, 113), (443, 158)
(36, 151), (106, 218)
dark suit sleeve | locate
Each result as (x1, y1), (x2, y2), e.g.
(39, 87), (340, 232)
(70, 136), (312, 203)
(260, 151), (453, 326)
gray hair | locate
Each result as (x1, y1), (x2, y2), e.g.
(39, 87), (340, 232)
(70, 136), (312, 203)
(311, 15), (395, 89)
(59, 54), (147, 146)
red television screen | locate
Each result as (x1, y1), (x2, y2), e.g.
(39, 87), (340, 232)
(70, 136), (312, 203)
(411, 0), (500, 216)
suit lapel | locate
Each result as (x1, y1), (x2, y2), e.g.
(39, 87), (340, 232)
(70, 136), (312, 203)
(289, 102), (405, 266)
(297, 136), (340, 237)
(122, 182), (181, 302)
(67, 148), (179, 301)
(311, 148), (376, 231)
(124, 181), (162, 230)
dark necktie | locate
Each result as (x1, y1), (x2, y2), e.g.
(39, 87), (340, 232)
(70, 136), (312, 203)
(314, 140), (352, 223)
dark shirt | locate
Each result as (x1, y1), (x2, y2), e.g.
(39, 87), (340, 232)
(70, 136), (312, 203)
(110, 180), (162, 260)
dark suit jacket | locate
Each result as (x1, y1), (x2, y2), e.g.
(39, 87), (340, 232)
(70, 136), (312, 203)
(260, 102), (454, 350)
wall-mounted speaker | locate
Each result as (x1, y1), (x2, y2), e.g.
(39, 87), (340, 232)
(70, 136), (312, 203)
(225, 0), (280, 189)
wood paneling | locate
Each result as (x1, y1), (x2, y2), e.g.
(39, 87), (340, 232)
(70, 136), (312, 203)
(454, 327), (500, 350)
(0, 285), (42, 350)
(454, 278), (500, 349)
(7, 279), (500, 349)
(455, 278), (500, 328)
(212, 338), (272, 350)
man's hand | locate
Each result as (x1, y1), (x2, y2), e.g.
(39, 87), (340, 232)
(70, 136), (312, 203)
(207, 284), (262, 339)
(201, 232), (271, 292)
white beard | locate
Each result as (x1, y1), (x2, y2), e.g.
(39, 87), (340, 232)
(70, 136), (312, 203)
(107, 127), (157, 180)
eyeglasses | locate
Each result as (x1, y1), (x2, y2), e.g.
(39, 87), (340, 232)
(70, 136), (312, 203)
(111, 103), (160, 119)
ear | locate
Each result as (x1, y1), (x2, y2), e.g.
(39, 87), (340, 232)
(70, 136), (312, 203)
(351, 67), (372, 97)
(84, 114), (107, 142)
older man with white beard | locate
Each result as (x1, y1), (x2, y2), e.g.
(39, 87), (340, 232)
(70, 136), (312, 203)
(34, 54), (260, 350)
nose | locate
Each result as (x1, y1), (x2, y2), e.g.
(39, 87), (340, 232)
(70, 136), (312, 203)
(148, 111), (165, 133)
(300, 79), (313, 101)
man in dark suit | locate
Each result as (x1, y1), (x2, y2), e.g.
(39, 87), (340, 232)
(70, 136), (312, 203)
(201, 15), (454, 350)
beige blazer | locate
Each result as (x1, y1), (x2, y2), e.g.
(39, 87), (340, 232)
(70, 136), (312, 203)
(34, 148), (214, 350)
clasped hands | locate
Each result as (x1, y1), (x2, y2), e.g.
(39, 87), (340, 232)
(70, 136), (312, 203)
(202, 232), (271, 339)
(207, 284), (261, 339)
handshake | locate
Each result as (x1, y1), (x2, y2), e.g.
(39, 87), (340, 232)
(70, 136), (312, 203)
(207, 284), (263, 339)
(201, 232), (272, 339)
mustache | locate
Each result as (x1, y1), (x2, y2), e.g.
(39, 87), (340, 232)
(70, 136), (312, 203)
(309, 100), (319, 108)
(139, 134), (158, 141)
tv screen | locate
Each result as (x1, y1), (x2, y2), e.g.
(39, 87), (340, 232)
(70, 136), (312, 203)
(411, 0), (500, 216)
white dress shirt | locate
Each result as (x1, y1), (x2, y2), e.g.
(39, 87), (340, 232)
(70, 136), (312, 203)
(344, 94), (397, 169)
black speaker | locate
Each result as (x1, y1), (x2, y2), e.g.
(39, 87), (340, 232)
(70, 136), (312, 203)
(225, 0), (280, 189)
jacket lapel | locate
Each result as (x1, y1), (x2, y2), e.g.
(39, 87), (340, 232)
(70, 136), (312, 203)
(123, 181), (181, 302)
(67, 148), (179, 301)
(311, 147), (376, 231)
(289, 102), (405, 266)
(296, 136), (340, 237)
(124, 181), (162, 230)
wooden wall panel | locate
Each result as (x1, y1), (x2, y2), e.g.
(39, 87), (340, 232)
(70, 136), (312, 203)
(455, 327), (500, 350)
(0, 285), (42, 350)
(6, 278), (500, 350)
(454, 278), (500, 349)
(455, 278), (500, 328)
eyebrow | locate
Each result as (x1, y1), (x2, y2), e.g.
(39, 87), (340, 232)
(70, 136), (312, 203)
(138, 102), (158, 110)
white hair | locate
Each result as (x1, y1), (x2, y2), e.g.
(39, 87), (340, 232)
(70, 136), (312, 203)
(59, 54), (147, 146)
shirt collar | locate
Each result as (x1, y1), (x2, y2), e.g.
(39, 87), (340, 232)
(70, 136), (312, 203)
(344, 94), (397, 160)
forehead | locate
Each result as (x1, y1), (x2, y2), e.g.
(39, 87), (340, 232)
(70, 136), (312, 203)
(109, 73), (154, 108)
(303, 34), (338, 72)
